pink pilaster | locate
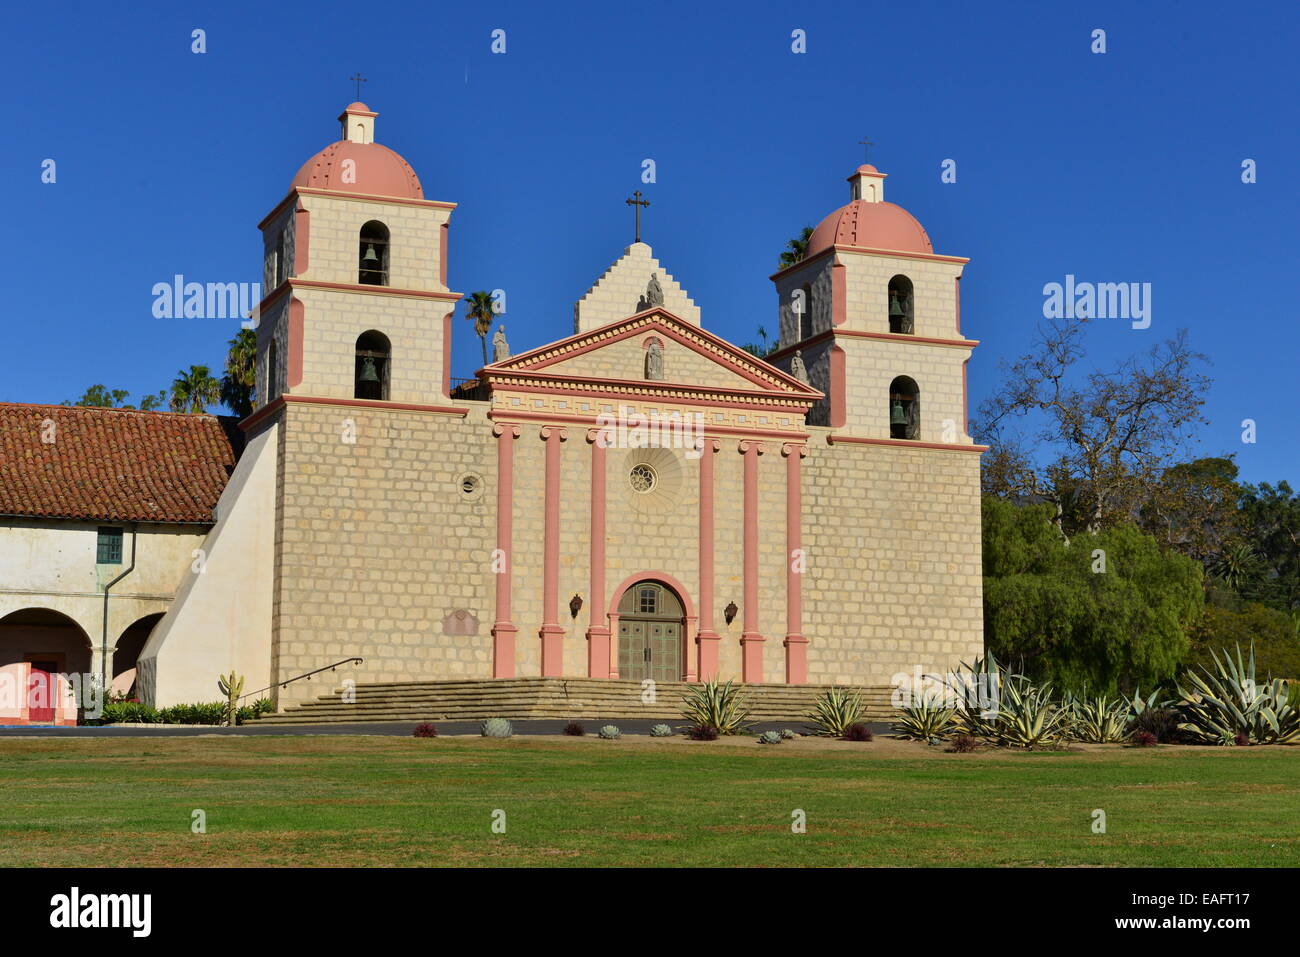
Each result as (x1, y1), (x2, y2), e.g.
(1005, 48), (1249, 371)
(539, 425), (567, 676)
(694, 438), (720, 681)
(782, 443), (809, 684)
(490, 423), (521, 677)
(586, 427), (611, 678)
(739, 440), (765, 682)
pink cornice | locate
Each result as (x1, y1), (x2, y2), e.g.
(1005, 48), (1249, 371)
(768, 243), (969, 280)
(488, 408), (810, 442)
(485, 377), (818, 413)
(827, 433), (989, 453)
(259, 187), (457, 228)
(271, 394), (470, 419)
(287, 278), (462, 302)
(768, 329), (979, 363)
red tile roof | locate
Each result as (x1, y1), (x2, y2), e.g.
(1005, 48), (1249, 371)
(0, 403), (241, 524)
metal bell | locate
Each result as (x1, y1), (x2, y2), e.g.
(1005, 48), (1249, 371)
(362, 243), (379, 263)
(359, 357), (380, 383)
(890, 398), (908, 427)
(889, 293), (905, 319)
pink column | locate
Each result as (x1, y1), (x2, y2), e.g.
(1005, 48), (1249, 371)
(490, 423), (521, 677)
(538, 425), (567, 676)
(695, 438), (720, 681)
(739, 440), (765, 682)
(585, 427), (611, 678)
(782, 443), (809, 684)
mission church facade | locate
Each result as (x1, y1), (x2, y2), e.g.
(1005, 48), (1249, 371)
(129, 102), (985, 708)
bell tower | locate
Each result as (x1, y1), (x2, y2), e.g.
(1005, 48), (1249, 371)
(765, 164), (976, 446)
(251, 102), (462, 411)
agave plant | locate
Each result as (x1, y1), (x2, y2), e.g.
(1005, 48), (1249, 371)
(598, 724), (622, 739)
(806, 686), (866, 737)
(991, 676), (1067, 748)
(1175, 645), (1300, 745)
(650, 723), (673, 738)
(941, 653), (1006, 738)
(757, 730), (783, 745)
(890, 688), (957, 741)
(680, 678), (753, 735)
(1063, 694), (1130, 743)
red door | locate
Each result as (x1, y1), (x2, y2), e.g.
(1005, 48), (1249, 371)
(27, 660), (59, 723)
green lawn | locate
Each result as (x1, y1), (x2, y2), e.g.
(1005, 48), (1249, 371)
(1, 735), (1296, 867)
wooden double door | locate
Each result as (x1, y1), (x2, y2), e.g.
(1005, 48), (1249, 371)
(616, 580), (684, 683)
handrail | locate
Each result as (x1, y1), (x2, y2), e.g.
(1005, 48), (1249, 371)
(239, 657), (364, 702)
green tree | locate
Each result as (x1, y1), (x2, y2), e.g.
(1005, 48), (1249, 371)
(1238, 481), (1300, 612)
(464, 291), (496, 367)
(1187, 603), (1300, 680)
(982, 496), (1204, 695)
(778, 226), (814, 269)
(66, 385), (132, 408)
(138, 390), (167, 411)
(169, 365), (221, 414)
(220, 328), (257, 418)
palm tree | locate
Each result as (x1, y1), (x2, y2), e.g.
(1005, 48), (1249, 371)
(169, 365), (221, 414)
(220, 328), (257, 417)
(1211, 543), (1263, 594)
(778, 226), (814, 269)
(464, 291), (496, 367)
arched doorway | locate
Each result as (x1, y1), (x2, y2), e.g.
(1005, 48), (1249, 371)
(113, 613), (164, 699)
(0, 608), (92, 725)
(616, 580), (686, 683)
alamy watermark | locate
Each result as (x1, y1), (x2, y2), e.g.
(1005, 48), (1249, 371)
(595, 405), (704, 459)
(1042, 274), (1151, 329)
(152, 274), (261, 320)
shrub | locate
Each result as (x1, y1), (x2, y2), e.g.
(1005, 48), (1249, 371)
(988, 676), (1067, 748)
(843, 722), (873, 742)
(891, 690), (956, 741)
(1233, 732), (1251, 747)
(100, 701), (159, 725)
(680, 678), (753, 735)
(563, 722), (585, 736)
(481, 717), (513, 738)
(949, 734), (979, 753)
(1129, 705), (1179, 743)
(686, 723), (719, 741)
(412, 723), (438, 738)
(942, 653), (1006, 738)
(757, 730), (783, 745)
(780, 728), (797, 739)
(1175, 644), (1300, 745)
(650, 724), (673, 738)
(806, 686), (866, 737)
(252, 698), (274, 716)
(1133, 731), (1158, 747)
(156, 702), (227, 725)
(598, 724), (621, 739)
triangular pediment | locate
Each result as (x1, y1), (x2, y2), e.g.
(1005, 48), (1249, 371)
(484, 308), (821, 402)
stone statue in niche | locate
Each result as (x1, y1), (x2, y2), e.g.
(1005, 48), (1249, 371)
(492, 325), (510, 362)
(645, 340), (664, 380)
(790, 349), (808, 384)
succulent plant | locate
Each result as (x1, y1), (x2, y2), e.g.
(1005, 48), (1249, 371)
(563, 721), (585, 736)
(758, 730), (783, 745)
(650, 724), (673, 737)
(843, 723), (874, 742)
(216, 671), (244, 727)
(598, 724), (621, 739)
(686, 723), (719, 741)
(780, 728), (797, 739)
(412, 722), (437, 738)
(680, 678), (753, 735)
(481, 717), (513, 738)
(806, 686), (866, 736)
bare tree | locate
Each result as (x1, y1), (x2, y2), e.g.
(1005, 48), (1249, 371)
(976, 317), (1210, 536)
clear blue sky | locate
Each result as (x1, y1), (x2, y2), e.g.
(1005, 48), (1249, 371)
(4, 0), (1296, 484)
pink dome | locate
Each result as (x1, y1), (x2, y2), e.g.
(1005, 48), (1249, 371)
(291, 141), (423, 199)
(807, 199), (932, 257)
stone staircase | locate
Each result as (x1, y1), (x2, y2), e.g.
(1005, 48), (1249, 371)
(255, 677), (897, 725)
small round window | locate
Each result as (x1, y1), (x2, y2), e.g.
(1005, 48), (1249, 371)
(629, 463), (657, 493)
(459, 473), (483, 499)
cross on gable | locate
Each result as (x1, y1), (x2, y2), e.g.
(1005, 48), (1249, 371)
(625, 190), (650, 243)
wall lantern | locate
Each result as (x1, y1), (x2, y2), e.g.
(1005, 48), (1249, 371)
(724, 601), (738, 625)
(569, 594), (583, 619)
